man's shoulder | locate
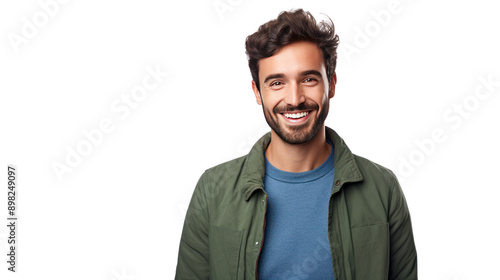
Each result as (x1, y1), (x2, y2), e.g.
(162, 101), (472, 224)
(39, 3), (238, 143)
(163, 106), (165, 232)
(351, 154), (400, 189)
(346, 154), (407, 215)
(193, 154), (257, 203)
(200, 154), (249, 183)
(202, 132), (269, 183)
(206, 154), (247, 173)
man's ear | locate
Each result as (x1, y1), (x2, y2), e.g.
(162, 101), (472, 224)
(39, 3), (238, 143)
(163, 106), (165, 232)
(329, 73), (337, 99)
(252, 80), (262, 105)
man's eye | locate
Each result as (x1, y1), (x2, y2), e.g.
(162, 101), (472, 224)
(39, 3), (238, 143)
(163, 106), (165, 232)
(304, 78), (317, 83)
(270, 81), (283, 86)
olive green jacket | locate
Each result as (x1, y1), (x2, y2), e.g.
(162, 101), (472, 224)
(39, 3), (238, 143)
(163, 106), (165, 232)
(175, 127), (417, 279)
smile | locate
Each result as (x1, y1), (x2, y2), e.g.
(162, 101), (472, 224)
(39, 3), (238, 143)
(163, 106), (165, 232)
(279, 110), (312, 123)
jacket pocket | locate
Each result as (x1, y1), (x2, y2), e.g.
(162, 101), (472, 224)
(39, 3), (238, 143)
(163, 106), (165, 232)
(209, 225), (243, 279)
(351, 223), (389, 280)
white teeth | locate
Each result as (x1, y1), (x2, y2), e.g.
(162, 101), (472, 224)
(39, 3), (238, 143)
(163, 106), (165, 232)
(284, 111), (309, 119)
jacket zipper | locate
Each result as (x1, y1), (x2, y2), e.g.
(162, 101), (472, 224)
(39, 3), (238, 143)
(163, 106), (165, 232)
(255, 193), (268, 280)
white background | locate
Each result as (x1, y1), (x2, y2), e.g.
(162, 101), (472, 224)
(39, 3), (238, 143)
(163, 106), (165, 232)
(1, 0), (499, 279)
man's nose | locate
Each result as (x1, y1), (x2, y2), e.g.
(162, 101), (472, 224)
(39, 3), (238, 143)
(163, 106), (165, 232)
(284, 82), (305, 107)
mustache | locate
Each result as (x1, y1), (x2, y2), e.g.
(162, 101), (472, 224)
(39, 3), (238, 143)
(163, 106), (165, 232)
(273, 102), (319, 114)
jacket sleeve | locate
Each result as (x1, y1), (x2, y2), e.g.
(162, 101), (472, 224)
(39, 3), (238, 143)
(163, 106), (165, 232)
(388, 172), (418, 280)
(175, 171), (211, 280)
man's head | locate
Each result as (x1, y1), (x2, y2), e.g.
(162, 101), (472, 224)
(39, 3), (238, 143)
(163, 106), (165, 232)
(245, 9), (339, 144)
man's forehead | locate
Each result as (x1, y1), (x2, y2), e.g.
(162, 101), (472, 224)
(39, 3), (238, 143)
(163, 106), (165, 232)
(258, 41), (326, 78)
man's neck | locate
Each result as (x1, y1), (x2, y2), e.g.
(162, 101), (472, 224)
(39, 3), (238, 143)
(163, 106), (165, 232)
(265, 126), (331, 173)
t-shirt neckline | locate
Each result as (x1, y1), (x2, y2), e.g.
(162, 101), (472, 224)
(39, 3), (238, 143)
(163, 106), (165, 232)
(264, 139), (334, 184)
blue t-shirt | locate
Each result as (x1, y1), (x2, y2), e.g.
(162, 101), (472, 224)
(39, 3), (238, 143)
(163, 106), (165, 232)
(258, 140), (335, 280)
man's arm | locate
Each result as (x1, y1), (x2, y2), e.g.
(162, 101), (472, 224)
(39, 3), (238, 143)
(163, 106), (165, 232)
(388, 173), (418, 280)
(175, 172), (210, 279)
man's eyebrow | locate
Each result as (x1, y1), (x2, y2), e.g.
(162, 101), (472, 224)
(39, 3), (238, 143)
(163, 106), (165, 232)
(263, 73), (285, 84)
(300, 70), (322, 78)
(263, 70), (322, 84)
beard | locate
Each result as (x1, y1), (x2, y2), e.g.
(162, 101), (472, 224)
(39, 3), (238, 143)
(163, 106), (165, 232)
(262, 98), (329, 145)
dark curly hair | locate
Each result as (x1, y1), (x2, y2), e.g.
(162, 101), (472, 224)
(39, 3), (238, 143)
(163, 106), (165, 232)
(245, 9), (339, 93)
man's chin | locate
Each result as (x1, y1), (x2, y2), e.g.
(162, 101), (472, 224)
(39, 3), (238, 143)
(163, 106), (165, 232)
(265, 110), (324, 144)
(273, 126), (317, 145)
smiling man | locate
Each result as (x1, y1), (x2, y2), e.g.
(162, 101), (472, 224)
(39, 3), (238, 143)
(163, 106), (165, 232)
(175, 9), (417, 280)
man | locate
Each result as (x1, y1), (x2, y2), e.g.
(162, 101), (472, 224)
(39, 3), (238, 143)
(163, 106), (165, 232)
(175, 9), (417, 280)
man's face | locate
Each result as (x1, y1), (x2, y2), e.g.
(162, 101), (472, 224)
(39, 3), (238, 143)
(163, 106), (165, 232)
(252, 41), (336, 144)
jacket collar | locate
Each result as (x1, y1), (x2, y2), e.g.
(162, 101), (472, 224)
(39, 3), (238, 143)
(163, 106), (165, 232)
(242, 126), (363, 200)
